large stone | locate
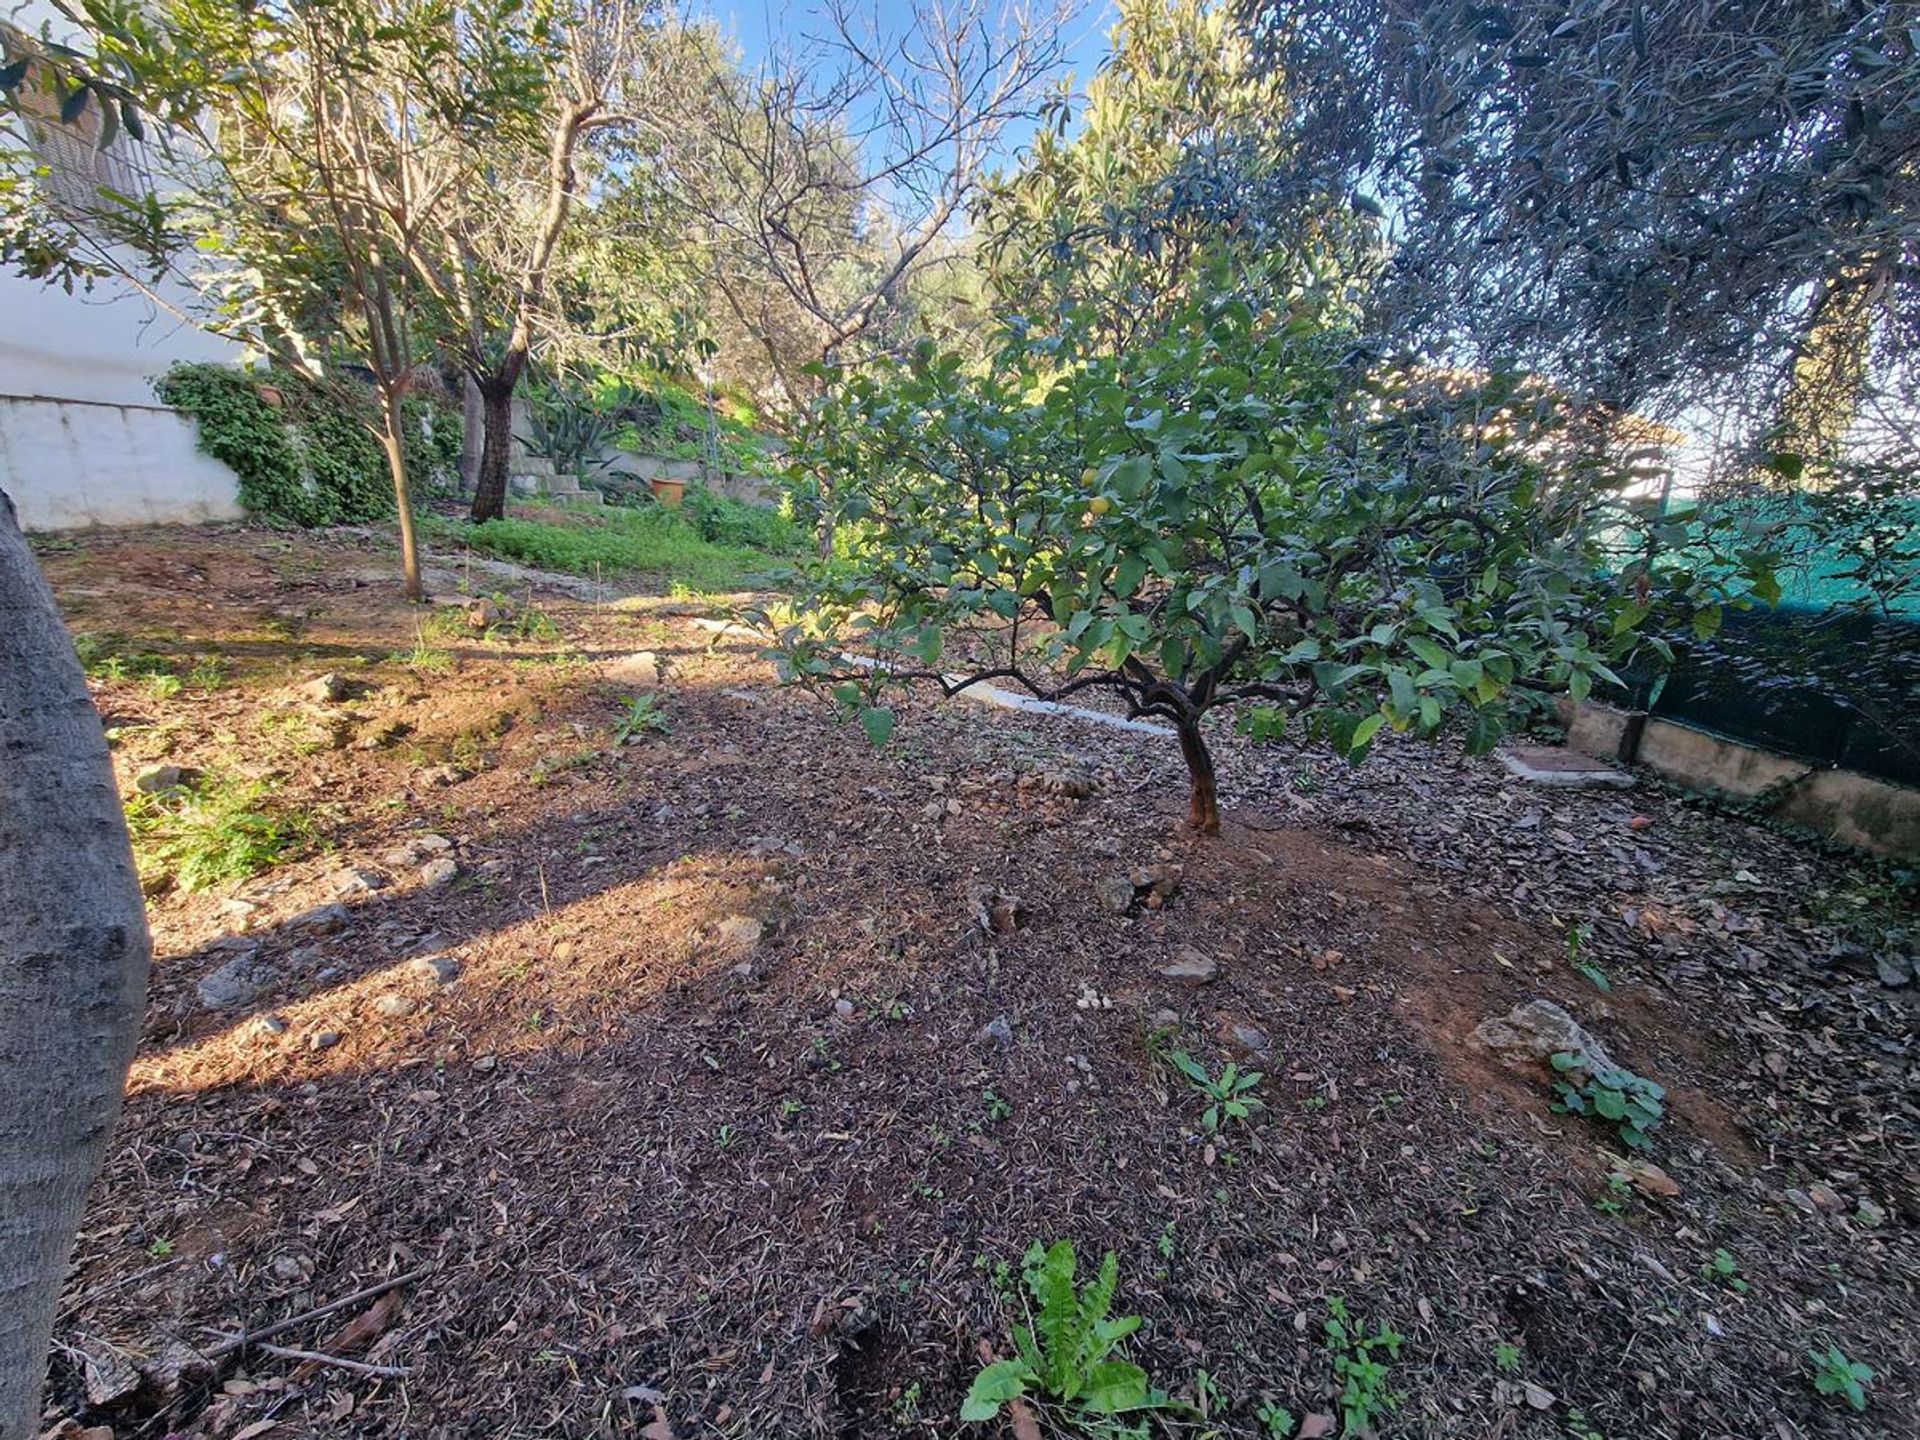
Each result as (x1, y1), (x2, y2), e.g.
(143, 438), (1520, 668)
(1472, 999), (1618, 1074)
(198, 956), (269, 1010)
(1497, 745), (1634, 789)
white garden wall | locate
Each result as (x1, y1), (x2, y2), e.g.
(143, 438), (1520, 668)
(0, 395), (242, 531)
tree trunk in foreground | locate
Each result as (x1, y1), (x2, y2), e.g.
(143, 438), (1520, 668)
(1176, 716), (1221, 834)
(468, 360), (526, 525)
(0, 489), (151, 1440)
(377, 393), (424, 603)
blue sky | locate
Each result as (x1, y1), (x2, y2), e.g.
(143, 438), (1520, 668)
(707, 1), (1120, 169)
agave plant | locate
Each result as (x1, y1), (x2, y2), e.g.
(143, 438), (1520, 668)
(520, 387), (620, 480)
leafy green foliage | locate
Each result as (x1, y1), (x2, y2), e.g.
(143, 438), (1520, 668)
(772, 276), (1772, 826)
(1808, 1343), (1874, 1412)
(683, 485), (802, 552)
(155, 364), (457, 526)
(1257, 1401), (1296, 1436)
(961, 1241), (1171, 1432)
(1167, 1049), (1265, 1132)
(124, 772), (317, 893)
(1323, 1296), (1403, 1436)
(978, 0), (1364, 350)
(522, 383), (623, 481)
(1549, 1051), (1666, 1152)
(611, 694), (669, 743)
(606, 371), (772, 471)
(1700, 1249), (1749, 1295)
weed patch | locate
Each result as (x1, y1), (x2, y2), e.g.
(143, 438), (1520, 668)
(963, 1240), (1176, 1432)
(124, 772), (318, 892)
(425, 509), (788, 591)
(1549, 1052), (1666, 1151)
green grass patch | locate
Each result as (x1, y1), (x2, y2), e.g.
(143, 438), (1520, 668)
(425, 506), (792, 591)
(125, 772), (319, 893)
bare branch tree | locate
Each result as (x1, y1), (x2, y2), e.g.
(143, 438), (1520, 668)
(646, 0), (1081, 410)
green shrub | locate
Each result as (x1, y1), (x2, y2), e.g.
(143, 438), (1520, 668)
(156, 363), (458, 526)
(124, 772), (317, 893)
(605, 370), (772, 471)
(683, 484), (802, 551)
(1549, 1051), (1666, 1151)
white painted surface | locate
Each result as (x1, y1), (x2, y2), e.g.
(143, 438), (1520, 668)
(2, 0), (247, 526)
(0, 396), (242, 530)
(0, 273), (238, 407)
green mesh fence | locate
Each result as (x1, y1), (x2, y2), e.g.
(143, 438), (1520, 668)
(1618, 493), (1920, 787)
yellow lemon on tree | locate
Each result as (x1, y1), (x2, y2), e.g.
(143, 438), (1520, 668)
(1088, 495), (1113, 516)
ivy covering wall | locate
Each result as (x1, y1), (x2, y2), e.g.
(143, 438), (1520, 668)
(155, 364), (461, 527)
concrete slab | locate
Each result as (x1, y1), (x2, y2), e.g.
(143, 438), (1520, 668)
(1498, 744), (1635, 788)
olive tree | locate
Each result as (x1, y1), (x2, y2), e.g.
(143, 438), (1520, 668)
(1250, 0), (1920, 763)
(768, 281), (1773, 830)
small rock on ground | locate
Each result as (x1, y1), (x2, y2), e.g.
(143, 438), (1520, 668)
(134, 762), (198, 794)
(1230, 1022), (1273, 1059)
(715, 915), (765, 949)
(1158, 947), (1220, 985)
(420, 857), (461, 888)
(408, 954), (463, 985)
(1094, 874), (1135, 914)
(301, 673), (351, 703)
(197, 957), (269, 1011)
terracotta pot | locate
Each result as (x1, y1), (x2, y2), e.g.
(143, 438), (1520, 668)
(650, 477), (686, 507)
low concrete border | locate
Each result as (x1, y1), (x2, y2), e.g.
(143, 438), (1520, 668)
(1562, 699), (1919, 857)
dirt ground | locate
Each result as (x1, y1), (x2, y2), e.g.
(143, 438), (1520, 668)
(29, 521), (1917, 1440)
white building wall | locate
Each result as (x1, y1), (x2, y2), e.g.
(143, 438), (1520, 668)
(0, 277), (247, 530)
(1, 0), (246, 529)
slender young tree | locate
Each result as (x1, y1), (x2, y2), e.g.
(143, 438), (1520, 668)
(4, 0), (447, 597)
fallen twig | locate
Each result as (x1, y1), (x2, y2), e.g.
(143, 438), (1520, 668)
(205, 1269), (425, 1359)
(203, 1331), (411, 1378)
